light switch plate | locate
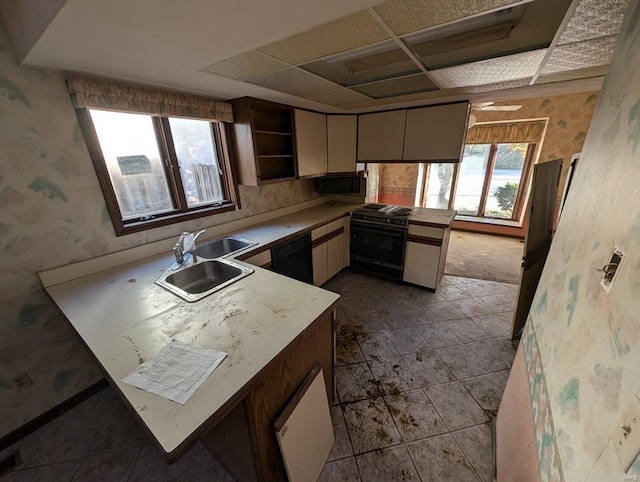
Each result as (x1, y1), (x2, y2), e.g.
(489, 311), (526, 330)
(613, 394), (640, 472)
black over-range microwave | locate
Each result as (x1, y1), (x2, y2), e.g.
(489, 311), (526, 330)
(315, 173), (366, 195)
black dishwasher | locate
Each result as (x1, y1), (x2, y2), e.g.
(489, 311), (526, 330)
(270, 233), (313, 284)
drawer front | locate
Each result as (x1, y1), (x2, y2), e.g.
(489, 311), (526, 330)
(311, 225), (328, 241)
(408, 224), (444, 239)
(326, 218), (345, 234)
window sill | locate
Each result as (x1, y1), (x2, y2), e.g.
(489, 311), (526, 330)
(117, 203), (237, 236)
(454, 215), (521, 228)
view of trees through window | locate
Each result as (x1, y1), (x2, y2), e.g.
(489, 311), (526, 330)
(417, 142), (532, 221)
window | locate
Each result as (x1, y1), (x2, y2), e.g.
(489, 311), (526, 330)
(79, 109), (238, 235)
(414, 142), (536, 222)
(453, 143), (534, 220)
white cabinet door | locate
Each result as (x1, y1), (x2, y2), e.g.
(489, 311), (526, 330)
(313, 245), (329, 286)
(327, 233), (345, 279)
(326, 218), (346, 279)
(312, 225), (328, 286)
(403, 242), (441, 289)
(327, 115), (357, 173)
(357, 110), (406, 161)
(295, 109), (328, 177)
(403, 103), (469, 161)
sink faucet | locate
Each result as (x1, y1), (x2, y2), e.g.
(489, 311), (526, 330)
(173, 230), (206, 265)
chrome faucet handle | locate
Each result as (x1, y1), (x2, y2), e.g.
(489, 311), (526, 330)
(173, 232), (190, 265)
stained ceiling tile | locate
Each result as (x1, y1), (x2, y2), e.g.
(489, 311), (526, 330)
(301, 88), (372, 106)
(429, 49), (547, 88)
(246, 68), (339, 95)
(541, 36), (617, 74)
(373, 0), (525, 36)
(200, 52), (289, 80)
(557, 0), (630, 45)
(351, 73), (439, 98)
(256, 11), (390, 65)
(535, 65), (609, 84)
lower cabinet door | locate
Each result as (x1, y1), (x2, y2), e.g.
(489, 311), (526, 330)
(403, 241), (440, 289)
(313, 244), (329, 286)
(327, 233), (345, 279)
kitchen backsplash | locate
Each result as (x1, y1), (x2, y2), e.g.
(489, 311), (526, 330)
(0, 23), (320, 438)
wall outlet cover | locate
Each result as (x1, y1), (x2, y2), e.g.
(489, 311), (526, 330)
(601, 247), (624, 293)
(11, 372), (33, 392)
(613, 394), (640, 473)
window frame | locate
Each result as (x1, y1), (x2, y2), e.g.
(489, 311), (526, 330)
(450, 142), (536, 221)
(76, 108), (240, 236)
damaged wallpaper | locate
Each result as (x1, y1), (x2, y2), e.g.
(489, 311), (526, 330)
(510, 0), (640, 479)
(0, 23), (320, 438)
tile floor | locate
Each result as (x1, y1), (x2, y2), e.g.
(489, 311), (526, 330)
(0, 270), (517, 481)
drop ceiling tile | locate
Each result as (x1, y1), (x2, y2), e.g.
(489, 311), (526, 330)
(246, 67), (339, 95)
(373, 0), (523, 36)
(200, 51), (289, 80)
(352, 73), (439, 98)
(557, 0), (629, 45)
(535, 65), (609, 84)
(541, 36), (617, 74)
(257, 11), (389, 65)
(301, 88), (372, 106)
(429, 49), (547, 88)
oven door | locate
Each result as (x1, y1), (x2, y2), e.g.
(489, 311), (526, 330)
(350, 220), (407, 279)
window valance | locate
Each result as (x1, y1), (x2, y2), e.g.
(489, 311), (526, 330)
(67, 78), (233, 123)
(466, 120), (546, 144)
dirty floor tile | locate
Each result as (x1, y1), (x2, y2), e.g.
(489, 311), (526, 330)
(425, 382), (486, 430)
(368, 356), (419, 394)
(336, 334), (366, 365)
(328, 406), (353, 461)
(417, 323), (462, 348)
(402, 350), (456, 387)
(387, 327), (430, 354)
(461, 373), (507, 412)
(357, 331), (400, 360)
(384, 389), (447, 441)
(318, 457), (361, 482)
(335, 363), (380, 403)
(406, 433), (479, 481)
(435, 344), (494, 378)
(452, 423), (494, 482)
(343, 398), (402, 454)
(356, 446), (420, 482)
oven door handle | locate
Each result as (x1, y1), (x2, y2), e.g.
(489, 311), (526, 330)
(351, 226), (406, 238)
(351, 220), (407, 233)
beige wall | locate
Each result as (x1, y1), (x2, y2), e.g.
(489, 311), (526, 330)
(0, 23), (320, 438)
(498, 1), (640, 479)
(473, 90), (600, 201)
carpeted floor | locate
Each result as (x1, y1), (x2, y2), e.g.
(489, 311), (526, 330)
(445, 231), (524, 284)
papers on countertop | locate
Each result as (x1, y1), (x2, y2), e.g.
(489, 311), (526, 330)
(122, 340), (227, 404)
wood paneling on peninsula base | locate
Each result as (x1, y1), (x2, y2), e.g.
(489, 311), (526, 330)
(203, 307), (335, 482)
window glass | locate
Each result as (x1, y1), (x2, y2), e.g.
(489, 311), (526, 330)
(453, 144), (491, 215)
(423, 163), (454, 209)
(168, 118), (224, 207)
(485, 143), (527, 219)
(89, 110), (174, 219)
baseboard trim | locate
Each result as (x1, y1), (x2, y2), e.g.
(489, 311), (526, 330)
(0, 378), (108, 452)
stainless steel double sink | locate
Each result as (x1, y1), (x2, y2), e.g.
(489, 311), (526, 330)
(156, 237), (257, 302)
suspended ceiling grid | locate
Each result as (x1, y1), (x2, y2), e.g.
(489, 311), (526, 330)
(201, 0), (629, 109)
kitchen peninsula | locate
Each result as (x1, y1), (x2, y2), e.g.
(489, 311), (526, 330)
(41, 200), (455, 480)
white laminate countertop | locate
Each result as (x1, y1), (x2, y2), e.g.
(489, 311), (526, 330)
(44, 202), (360, 458)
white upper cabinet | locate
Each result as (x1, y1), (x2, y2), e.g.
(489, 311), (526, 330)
(295, 109), (328, 177)
(327, 115), (357, 173)
(403, 103), (469, 161)
(357, 110), (406, 161)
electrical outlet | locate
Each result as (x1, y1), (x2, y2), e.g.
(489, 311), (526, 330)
(11, 372), (33, 392)
(613, 394), (640, 473)
(600, 247), (624, 293)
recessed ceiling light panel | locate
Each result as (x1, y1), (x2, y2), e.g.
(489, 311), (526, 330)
(301, 88), (373, 106)
(373, 0), (528, 36)
(246, 68), (339, 95)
